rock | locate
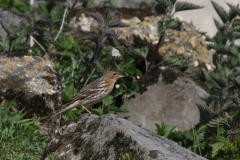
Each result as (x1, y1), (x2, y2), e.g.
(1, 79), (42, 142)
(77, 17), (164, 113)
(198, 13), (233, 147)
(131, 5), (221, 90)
(78, 13), (99, 31)
(117, 75), (210, 132)
(114, 16), (214, 70)
(111, 47), (121, 57)
(0, 55), (62, 119)
(190, 36), (197, 48)
(40, 114), (207, 160)
(73, 12), (215, 70)
(193, 61), (199, 67)
(0, 7), (29, 42)
(176, 48), (186, 57)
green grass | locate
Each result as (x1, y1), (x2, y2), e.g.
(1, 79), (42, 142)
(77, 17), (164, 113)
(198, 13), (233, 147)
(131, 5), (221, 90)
(0, 102), (48, 160)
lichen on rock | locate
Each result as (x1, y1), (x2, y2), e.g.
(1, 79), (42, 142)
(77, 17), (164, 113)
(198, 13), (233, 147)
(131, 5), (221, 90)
(40, 114), (207, 160)
(0, 55), (62, 119)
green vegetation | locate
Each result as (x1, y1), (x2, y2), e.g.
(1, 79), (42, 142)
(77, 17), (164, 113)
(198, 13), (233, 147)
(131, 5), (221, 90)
(0, 102), (48, 159)
(119, 153), (132, 160)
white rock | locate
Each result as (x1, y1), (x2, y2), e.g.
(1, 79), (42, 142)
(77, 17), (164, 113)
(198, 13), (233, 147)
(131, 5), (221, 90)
(112, 48), (120, 57)
(206, 63), (212, 70)
(193, 61), (199, 67)
(115, 84), (120, 89)
(190, 36), (197, 48)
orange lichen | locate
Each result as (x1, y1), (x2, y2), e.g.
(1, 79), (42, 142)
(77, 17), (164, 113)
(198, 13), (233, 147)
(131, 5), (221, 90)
(97, 127), (103, 134)
(16, 61), (24, 66)
(34, 60), (49, 69)
(3, 74), (8, 79)
(119, 128), (128, 131)
(3, 65), (16, 70)
(45, 83), (53, 88)
(1, 59), (12, 65)
(26, 70), (35, 76)
(34, 64), (43, 69)
(24, 57), (33, 62)
(43, 71), (50, 76)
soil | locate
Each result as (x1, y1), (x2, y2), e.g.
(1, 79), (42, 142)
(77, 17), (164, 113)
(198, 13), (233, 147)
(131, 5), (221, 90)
(69, 7), (157, 21)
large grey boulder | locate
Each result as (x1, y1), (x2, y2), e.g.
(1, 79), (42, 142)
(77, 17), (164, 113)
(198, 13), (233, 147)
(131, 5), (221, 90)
(41, 114), (207, 160)
(117, 75), (210, 132)
(0, 54), (62, 119)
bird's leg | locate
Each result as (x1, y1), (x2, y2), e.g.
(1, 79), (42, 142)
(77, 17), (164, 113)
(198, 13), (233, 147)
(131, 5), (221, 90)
(82, 105), (93, 114)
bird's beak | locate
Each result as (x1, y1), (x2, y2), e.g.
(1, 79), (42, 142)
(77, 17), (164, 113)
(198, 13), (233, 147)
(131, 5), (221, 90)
(119, 75), (126, 78)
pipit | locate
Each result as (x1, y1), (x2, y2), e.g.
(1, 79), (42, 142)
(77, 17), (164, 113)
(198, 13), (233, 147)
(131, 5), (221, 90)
(46, 71), (125, 123)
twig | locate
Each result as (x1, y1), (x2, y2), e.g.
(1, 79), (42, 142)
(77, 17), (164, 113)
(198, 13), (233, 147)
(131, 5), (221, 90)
(149, 62), (163, 72)
(49, 7), (68, 50)
(84, 67), (96, 86)
(233, 111), (240, 147)
(32, 37), (48, 55)
(70, 0), (78, 12)
(231, 111), (240, 157)
(144, 58), (148, 71)
(141, 29), (166, 86)
(77, 43), (100, 91)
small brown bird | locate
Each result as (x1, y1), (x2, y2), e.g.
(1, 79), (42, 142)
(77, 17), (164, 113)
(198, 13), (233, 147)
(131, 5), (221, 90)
(46, 71), (125, 123)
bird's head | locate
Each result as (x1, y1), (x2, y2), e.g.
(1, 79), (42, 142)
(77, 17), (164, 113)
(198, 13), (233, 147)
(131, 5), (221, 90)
(103, 71), (125, 82)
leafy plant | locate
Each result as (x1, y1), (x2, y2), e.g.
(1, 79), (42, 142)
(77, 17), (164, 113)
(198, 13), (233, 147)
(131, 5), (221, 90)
(0, 21), (30, 54)
(77, 8), (128, 87)
(155, 121), (177, 139)
(103, 0), (118, 8)
(155, 0), (204, 16)
(119, 152), (131, 160)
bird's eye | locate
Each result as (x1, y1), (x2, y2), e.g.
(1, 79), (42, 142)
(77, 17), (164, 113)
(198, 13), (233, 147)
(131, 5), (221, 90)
(113, 73), (116, 76)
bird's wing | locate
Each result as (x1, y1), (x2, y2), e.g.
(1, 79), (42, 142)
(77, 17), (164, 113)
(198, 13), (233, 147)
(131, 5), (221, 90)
(63, 78), (107, 107)
(44, 78), (108, 125)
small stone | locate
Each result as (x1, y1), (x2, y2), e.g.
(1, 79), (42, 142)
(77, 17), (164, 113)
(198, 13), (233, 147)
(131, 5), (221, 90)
(190, 36), (197, 48)
(159, 66), (166, 70)
(115, 84), (120, 89)
(192, 61), (199, 67)
(206, 63), (212, 70)
(152, 41), (158, 45)
(131, 17), (141, 24)
(164, 38), (170, 42)
(121, 19), (130, 25)
(177, 48), (186, 57)
(112, 48), (120, 57)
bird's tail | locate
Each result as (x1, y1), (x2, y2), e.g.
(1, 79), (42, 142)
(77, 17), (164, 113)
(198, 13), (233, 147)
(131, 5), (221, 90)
(44, 102), (78, 125)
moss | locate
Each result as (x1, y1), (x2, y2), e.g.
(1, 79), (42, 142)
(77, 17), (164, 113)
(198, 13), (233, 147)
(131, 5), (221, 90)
(2, 88), (61, 119)
(42, 139), (62, 158)
(162, 67), (182, 84)
(104, 131), (146, 160)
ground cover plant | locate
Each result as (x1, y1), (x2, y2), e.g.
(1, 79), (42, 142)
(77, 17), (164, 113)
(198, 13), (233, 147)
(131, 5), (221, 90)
(0, 102), (48, 159)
